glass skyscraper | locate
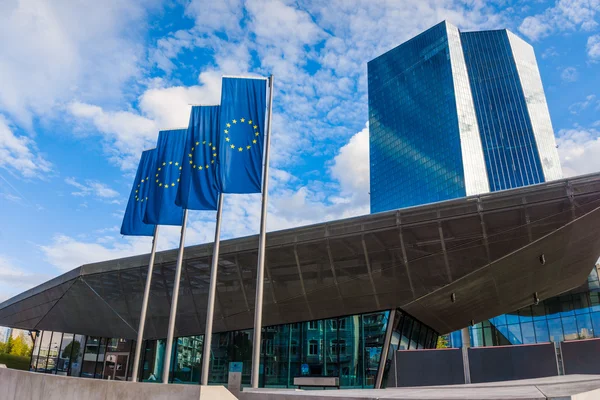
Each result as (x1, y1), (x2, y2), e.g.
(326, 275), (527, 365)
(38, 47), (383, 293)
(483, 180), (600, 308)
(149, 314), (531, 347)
(368, 21), (562, 213)
(368, 22), (600, 350)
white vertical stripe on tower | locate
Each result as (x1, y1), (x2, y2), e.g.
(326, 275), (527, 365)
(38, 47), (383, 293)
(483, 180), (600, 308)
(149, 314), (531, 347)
(506, 31), (563, 181)
(446, 22), (490, 196)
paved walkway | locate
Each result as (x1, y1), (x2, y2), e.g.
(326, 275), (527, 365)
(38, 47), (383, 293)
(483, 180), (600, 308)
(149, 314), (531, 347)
(240, 375), (600, 399)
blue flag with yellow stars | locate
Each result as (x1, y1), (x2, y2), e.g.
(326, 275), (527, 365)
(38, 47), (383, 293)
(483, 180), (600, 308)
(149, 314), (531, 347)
(144, 129), (186, 225)
(175, 106), (220, 210)
(121, 149), (157, 236)
(217, 77), (267, 193)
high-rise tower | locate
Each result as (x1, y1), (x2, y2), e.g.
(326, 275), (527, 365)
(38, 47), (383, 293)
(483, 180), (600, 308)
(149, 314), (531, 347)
(368, 21), (562, 213)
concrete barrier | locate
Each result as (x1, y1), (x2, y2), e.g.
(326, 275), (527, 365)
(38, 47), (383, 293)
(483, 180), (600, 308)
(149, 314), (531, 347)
(468, 342), (558, 383)
(387, 348), (465, 387)
(561, 338), (600, 375)
(0, 367), (237, 400)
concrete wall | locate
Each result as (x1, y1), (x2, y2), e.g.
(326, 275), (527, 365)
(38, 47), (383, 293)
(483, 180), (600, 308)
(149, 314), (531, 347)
(0, 367), (237, 400)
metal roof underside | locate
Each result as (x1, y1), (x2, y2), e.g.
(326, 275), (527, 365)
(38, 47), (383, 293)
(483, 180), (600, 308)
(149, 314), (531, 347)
(2, 173), (600, 339)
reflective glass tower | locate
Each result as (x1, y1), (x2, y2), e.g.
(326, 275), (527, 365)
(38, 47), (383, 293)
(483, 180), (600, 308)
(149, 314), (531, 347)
(368, 21), (562, 213)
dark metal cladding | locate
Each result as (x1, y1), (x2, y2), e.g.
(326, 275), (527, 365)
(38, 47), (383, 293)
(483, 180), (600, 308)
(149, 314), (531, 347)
(2, 173), (600, 339)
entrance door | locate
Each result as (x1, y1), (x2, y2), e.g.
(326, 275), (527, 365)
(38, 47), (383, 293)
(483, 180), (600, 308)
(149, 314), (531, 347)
(103, 352), (130, 381)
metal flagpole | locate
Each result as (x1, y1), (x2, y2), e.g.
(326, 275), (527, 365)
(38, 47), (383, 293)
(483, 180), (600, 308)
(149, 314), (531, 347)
(251, 75), (274, 388)
(131, 225), (159, 382)
(161, 209), (189, 384)
(200, 193), (224, 385)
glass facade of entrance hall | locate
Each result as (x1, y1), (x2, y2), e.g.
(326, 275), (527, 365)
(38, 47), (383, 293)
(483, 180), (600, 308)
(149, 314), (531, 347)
(28, 309), (437, 388)
(449, 268), (600, 348)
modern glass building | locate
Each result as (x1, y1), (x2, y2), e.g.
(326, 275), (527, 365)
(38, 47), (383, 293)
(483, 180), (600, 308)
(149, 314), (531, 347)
(5, 173), (600, 388)
(27, 310), (436, 387)
(368, 21), (562, 213)
(368, 21), (600, 351)
(449, 266), (600, 349)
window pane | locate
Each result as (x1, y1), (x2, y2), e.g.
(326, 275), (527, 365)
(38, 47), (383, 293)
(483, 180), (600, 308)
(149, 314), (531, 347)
(340, 315), (361, 388)
(173, 335), (203, 384)
(263, 325), (289, 387)
(547, 318), (564, 342)
(399, 318), (412, 350)
(30, 331), (43, 371)
(36, 331), (53, 372)
(560, 296), (575, 317)
(46, 332), (62, 374)
(141, 340), (159, 382)
(519, 307), (533, 323)
(103, 339), (133, 381)
(521, 322), (535, 344)
(362, 312), (388, 388)
(562, 316), (578, 341)
(95, 337), (107, 379)
(68, 335), (85, 377)
(471, 327), (484, 347)
(81, 337), (100, 378)
(506, 313), (519, 325)
(56, 333), (74, 376)
(409, 321), (421, 349)
(418, 325), (428, 349)
(507, 324), (522, 344)
(576, 314), (594, 339)
(208, 330), (253, 386)
(534, 321), (550, 342)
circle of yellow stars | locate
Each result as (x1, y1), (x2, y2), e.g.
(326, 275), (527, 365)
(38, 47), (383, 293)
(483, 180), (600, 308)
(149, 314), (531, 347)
(188, 141), (217, 171)
(155, 161), (181, 190)
(223, 117), (260, 152)
(134, 177), (149, 202)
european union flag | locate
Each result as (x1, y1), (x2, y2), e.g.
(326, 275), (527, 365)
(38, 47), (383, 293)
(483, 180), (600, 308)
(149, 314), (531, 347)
(217, 77), (267, 193)
(144, 129), (186, 225)
(175, 106), (220, 210)
(121, 149), (157, 236)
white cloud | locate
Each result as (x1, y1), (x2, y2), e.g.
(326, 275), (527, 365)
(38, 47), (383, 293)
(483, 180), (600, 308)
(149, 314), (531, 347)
(519, 16), (552, 41)
(68, 101), (158, 170)
(541, 46), (560, 59)
(40, 234), (153, 272)
(138, 73), (222, 128)
(64, 177), (120, 199)
(519, 0), (600, 41)
(568, 94), (600, 114)
(330, 124), (370, 208)
(556, 125), (600, 177)
(0, 0), (159, 127)
(0, 115), (51, 178)
(588, 34), (600, 61)
(185, 0), (243, 34)
(561, 66), (578, 82)
(0, 255), (50, 301)
(68, 72), (222, 170)
(0, 255), (46, 287)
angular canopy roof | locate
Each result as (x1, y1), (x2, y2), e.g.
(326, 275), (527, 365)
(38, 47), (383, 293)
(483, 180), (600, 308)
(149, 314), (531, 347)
(2, 173), (600, 339)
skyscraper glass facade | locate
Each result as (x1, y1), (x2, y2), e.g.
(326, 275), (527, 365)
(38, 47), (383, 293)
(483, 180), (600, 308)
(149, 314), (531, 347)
(368, 22), (469, 212)
(368, 21), (589, 351)
(368, 21), (561, 213)
(28, 310), (437, 388)
(461, 30), (545, 191)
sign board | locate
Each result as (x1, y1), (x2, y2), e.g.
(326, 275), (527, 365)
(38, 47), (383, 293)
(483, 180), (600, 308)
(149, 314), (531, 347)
(301, 363), (309, 376)
(228, 362), (243, 393)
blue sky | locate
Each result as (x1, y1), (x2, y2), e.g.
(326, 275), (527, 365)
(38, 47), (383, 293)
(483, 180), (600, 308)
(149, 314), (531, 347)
(0, 0), (599, 303)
